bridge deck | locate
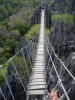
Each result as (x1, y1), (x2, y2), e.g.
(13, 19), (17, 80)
(27, 9), (46, 96)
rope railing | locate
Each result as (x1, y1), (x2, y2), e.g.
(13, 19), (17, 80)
(46, 43), (70, 100)
(47, 37), (75, 81)
(0, 31), (39, 100)
(0, 88), (7, 100)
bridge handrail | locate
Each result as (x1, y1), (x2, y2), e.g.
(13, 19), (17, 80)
(0, 32), (39, 100)
(46, 43), (70, 100)
(47, 37), (75, 81)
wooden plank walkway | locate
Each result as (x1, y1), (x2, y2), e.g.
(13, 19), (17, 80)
(27, 9), (46, 96)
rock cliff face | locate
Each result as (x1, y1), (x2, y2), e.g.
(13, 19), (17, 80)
(29, 6), (41, 27)
(49, 20), (75, 57)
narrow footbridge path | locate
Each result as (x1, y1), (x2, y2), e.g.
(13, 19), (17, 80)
(27, 9), (46, 96)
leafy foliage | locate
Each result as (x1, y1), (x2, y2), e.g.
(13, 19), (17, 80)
(45, 28), (51, 37)
(9, 20), (29, 36)
(25, 24), (40, 41)
(0, 64), (8, 86)
(52, 14), (74, 25)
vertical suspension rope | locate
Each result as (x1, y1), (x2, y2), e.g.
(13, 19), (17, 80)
(0, 66), (15, 100)
(0, 88), (7, 100)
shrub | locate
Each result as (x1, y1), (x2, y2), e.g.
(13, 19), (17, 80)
(0, 57), (8, 65)
(0, 13), (4, 21)
(25, 24), (40, 41)
(45, 29), (51, 37)
(52, 14), (74, 25)
(9, 20), (29, 35)
(4, 39), (19, 54)
(48, 1), (55, 6)
(45, 27), (54, 37)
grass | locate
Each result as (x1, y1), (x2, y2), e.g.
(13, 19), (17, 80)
(52, 14), (74, 25)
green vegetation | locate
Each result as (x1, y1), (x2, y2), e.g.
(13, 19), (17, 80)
(9, 20), (29, 36)
(0, 0), (43, 65)
(0, 35), (20, 64)
(48, 1), (55, 6)
(45, 27), (54, 37)
(52, 14), (74, 25)
(59, 55), (65, 60)
(0, 0), (22, 22)
(45, 29), (51, 37)
(25, 24), (40, 41)
(0, 64), (8, 86)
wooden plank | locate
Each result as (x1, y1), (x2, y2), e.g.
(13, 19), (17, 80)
(31, 75), (45, 79)
(33, 67), (45, 69)
(38, 45), (44, 47)
(34, 63), (45, 66)
(35, 59), (45, 62)
(33, 72), (45, 74)
(35, 58), (45, 61)
(30, 79), (46, 82)
(28, 85), (46, 90)
(27, 90), (46, 95)
(32, 73), (45, 76)
(32, 73), (45, 75)
(33, 65), (45, 68)
(28, 81), (46, 86)
(32, 74), (45, 77)
(34, 64), (45, 67)
(33, 69), (45, 72)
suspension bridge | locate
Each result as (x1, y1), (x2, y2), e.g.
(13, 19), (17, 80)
(0, 5), (75, 100)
